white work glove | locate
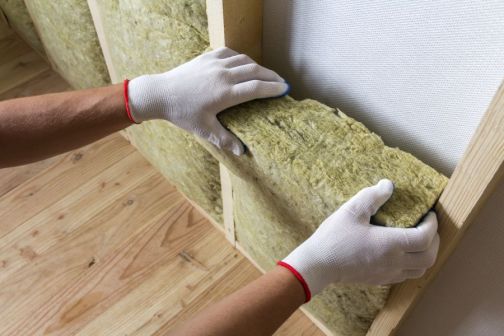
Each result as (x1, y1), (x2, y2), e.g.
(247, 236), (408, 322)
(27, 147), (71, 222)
(127, 47), (289, 155)
(279, 179), (440, 301)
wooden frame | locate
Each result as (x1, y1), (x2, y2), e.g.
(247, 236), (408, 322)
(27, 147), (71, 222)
(83, 0), (504, 334)
(87, 0), (119, 83)
(206, 0), (262, 247)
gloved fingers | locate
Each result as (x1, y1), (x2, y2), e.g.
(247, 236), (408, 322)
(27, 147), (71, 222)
(228, 63), (284, 84)
(401, 233), (440, 269)
(230, 80), (289, 104)
(206, 118), (245, 156)
(221, 54), (255, 68)
(341, 179), (394, 219)
(401, 269), (426, 279)
(387, 211), (438, 252)
(208, 46), (240, 59)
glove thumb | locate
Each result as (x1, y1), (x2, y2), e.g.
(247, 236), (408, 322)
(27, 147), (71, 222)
(342, 179), (394, 219)
(206, 118), (245, 156)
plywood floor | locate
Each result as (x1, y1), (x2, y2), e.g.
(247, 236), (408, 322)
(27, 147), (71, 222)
(0, 31), (323, 335)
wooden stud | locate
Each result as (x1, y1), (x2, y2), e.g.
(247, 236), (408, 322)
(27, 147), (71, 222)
(220, 162), (236, 245)
(87, 0), (119, 83)
(206, 0), (263, 246)
(207, 0), (263, 62)
(367, 81), (504, 335)
(85, 0), (131, 150)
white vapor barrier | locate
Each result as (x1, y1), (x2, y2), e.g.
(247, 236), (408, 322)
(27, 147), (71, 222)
(263, 0), (504, 176)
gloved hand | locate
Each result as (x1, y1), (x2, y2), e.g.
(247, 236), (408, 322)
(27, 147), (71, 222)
(126, 47), (289, 155)
(278, 179), (440, 301)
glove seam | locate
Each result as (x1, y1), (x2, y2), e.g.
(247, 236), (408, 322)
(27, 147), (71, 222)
(277, 260), (311, 302)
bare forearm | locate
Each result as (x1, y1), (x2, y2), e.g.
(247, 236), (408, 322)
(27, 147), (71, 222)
(0, 84), (130, 167)
(170, 266), (305, 336)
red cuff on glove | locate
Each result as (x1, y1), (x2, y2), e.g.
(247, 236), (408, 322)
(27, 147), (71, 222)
(123, 79), (138, 124)
(277, 260), (311, 302)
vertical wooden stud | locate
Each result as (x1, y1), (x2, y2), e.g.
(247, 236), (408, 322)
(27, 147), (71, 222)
(207, 0), (262, 62)
(206, 0), (263, 246)
(87, 0), (119, 83)
(219, 162), (235, 244)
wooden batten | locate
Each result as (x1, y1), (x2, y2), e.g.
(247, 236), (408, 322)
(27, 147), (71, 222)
(206, 0), (263, 247)
(87, 0), (119, 84)
(207, 0), (262, 62)
(219, 162), (236, 245)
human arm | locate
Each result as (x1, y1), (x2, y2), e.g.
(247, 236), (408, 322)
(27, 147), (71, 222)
(170, 265), (305, 336)
(0, 84), (129, 167)
(169, 180), (440, 335)
(0, 47), (288, 168)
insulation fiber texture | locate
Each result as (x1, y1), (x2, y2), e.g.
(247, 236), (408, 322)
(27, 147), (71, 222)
(25, 0), (109, 89)
(0, 0), (44, 54)
(200, 96), (448, 335)
(97, 0), (222, 224)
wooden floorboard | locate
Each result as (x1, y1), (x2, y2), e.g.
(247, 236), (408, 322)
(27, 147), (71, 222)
(0, 134), (135, 238)
(0, 155), (59, 197)
(0, 32), (323, 335)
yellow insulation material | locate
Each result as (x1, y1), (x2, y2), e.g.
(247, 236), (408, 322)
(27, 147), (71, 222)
(24, 0), (109, 89)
